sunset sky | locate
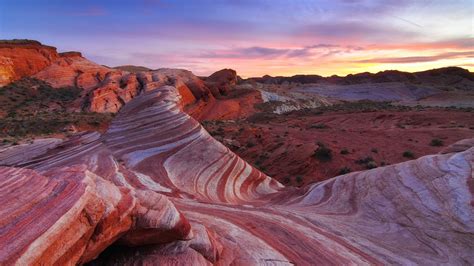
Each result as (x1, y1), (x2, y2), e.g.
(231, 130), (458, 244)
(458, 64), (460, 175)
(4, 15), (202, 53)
(1, 0), (473, 77)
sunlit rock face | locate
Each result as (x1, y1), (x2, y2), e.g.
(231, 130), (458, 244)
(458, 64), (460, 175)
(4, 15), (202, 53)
(0, 40), (58, 86)
(0, 41), (220, 113)
(0, 83), (473, 264)
(204, 68), (238, 96)
(35, 59), (216, 113)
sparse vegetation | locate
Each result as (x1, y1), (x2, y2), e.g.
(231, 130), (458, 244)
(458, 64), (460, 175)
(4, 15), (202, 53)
(310, 123), (328, 129)
(293, 100), (411, 116)
(355, 156), (374, 165)
(366, 161), (378, 169)
(403, 150), (415, 158)
(430, 138), (444, 147)
(0, 78), (112, 140)
(295, 175), (304, 183)
(340, 148), (349, 155)
(338, 167), (352, 175)
(355, 156), (378, 169)
(246, 141), (255, 148)
(313, 142), (332, 161)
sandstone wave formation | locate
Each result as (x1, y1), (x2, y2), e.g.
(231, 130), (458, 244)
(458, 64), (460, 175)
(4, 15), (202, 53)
(1, 85), (473, 264)
(0, 41), (473, 265)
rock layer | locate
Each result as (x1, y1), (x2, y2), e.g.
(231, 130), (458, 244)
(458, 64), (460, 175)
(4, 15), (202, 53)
(0, 41), (226, 113)
(1, 81), (473, 264)
(0, 40), (58, 86)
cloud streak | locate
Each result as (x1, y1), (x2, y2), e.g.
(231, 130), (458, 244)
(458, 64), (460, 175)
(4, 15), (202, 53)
(356, 51), (474, 64)
(1, 0), (472, 76)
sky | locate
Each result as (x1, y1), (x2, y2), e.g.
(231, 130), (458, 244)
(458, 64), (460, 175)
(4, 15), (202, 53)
(0, 0), (473, 77)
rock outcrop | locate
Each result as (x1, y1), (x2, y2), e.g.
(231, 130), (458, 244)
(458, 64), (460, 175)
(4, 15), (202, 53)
(0, 40), (58, 86)
(0, 165), (191, 265)
(1, 80), (473, 264)
(33, 55), (221, 112)
(204, 68), (238, 96)
(0, 40), (226, 113)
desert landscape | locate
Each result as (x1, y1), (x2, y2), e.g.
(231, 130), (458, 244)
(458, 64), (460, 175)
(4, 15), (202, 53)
(0, 1), (473, 265)
(0, 39), (472, 265)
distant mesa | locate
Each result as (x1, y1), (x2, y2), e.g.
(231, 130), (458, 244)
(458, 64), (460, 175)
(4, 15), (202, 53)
(247, 66), (473, 86)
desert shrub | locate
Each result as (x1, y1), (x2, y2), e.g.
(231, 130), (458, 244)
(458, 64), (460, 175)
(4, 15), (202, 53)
(371, 148), (378, 153)
(366, 161), (378, 169)
(430, 138), (444, 147)
(403, 150), (415, 158)
(355, 156), (374, 164)
(313, 142), (332, 161)
(295, 175), (304, 183)
(338, 167), (352, 175)
(340, 148), (349, 155)
(246, 141), (255, 148)
(310, 123), (328, 129)
(355, 156), (378, 169)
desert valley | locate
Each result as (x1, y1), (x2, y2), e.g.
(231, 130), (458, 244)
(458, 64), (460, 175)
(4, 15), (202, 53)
(0, 39), (472, 265)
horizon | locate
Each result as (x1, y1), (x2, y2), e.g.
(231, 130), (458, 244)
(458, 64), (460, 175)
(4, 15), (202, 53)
(1, 0), (473, 77)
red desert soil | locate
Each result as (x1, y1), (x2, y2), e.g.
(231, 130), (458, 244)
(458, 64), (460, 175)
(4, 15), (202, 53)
(203, 108), (474, 186)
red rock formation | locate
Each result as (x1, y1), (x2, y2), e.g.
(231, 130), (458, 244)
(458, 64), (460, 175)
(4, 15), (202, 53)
(0, 163), (191, 265)
(0, 40), (240, 115)
(32, 50), (215, 112)
(1, 81), (473, 264)
(33, 52), (110, 90)
(204, 68), (238, 96)
(0, 40), (58, 86)
(1, 40), (473, 264)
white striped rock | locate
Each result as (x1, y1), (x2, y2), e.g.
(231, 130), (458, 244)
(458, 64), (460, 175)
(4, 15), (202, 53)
(0, 84), (472, 265)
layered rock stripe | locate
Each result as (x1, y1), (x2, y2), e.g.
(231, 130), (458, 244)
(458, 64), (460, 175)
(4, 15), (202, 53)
(1, 75), (473, 264)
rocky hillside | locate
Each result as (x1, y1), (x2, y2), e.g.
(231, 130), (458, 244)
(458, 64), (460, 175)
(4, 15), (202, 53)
(0, 40), (238, 114)
(249, 67), (474, 88)
(0, 40), (243, 141)
(0, 40), (59, 86)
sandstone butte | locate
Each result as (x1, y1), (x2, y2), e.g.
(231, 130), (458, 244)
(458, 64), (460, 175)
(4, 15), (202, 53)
(0, 41), (473, 265)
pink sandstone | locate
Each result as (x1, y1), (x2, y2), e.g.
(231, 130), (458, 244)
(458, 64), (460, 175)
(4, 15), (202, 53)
(0, 80), (472, 264)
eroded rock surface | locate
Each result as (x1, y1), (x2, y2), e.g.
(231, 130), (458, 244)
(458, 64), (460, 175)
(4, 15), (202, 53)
(204, 68), (238, 96)
(1, 82), (473, 265)
(0, 40), (58, 86)
(0, 41), (224, 114)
